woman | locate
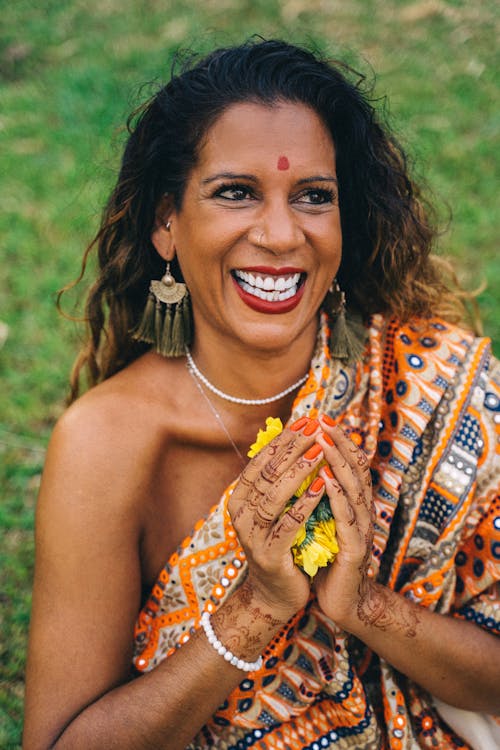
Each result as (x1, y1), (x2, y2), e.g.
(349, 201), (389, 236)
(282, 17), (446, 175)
(23, 40), (500, 749)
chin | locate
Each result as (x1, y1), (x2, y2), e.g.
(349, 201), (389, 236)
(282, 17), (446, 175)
(230, 317), (317, 355)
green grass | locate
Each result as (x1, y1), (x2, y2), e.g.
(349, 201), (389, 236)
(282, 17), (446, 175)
(1, 1), (499, 745)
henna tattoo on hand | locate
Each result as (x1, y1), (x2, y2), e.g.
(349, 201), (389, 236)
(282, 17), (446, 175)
(357, 584), (421, 638)
(355, 491), (366, 506)
(346, 501), (356, 527)
(330, 478), (342, 493)
(212, 582), (285, 658)
(357, 451), (368, 467)
(236, 582), (284, 627)
(253, 506), (275, 529)
(357, 528), (374, 577)
(270, 504), (306, 539)
(239, 469), (253, 488)
(288, 505), (306, 524)
(261, 443), (295, 483)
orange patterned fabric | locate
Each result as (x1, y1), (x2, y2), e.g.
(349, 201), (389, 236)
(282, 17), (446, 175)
(133, 314), (500, 749)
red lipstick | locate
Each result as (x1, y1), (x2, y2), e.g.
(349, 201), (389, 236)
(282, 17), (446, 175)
(231, 275), (306, 314)
(237, 266), (304, 275)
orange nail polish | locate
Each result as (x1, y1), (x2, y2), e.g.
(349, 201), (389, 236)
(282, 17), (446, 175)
(310, 477), (325, 493)
(321, 414), (335, 426)
(323, 465), (334, 478)
(304, 444), (322, 460)
(290, 416), (309, 432)
(321, 432), (334, 446)
(303, 419), (319, 436)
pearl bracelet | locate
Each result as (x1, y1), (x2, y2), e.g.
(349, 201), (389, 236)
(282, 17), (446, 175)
(200, 611), (263, 673)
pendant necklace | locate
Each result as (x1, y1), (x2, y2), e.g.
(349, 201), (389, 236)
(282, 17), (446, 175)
(187, 365), (246, 465)
(185, 349), (309, 406)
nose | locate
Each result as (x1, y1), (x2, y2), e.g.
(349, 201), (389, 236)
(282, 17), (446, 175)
(250, 199), (304, 254)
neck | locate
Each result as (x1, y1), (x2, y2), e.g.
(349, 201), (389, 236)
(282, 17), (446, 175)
(189, 320), (318, 405)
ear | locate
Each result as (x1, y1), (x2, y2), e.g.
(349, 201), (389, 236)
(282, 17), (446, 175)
(151, 194), (176, 261)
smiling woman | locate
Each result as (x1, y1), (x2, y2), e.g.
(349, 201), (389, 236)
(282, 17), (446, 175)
(23, 39), (500, 750)
(150, 101), (341, 355)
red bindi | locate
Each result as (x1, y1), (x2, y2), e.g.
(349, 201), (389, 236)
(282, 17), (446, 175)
(277, 155), (290, 170)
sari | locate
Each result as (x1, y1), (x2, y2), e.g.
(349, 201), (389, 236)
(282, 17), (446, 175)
(133, 313), (500, 749)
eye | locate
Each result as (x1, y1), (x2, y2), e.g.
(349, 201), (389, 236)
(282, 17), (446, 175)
(297, 188), (336, 205)
(213, 183), (254, 201)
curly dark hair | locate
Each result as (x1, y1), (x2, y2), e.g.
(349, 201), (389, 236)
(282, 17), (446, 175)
(64, 38), (469, 399)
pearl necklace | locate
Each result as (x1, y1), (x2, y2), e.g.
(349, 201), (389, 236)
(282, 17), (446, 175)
(185, 350), (308, 406)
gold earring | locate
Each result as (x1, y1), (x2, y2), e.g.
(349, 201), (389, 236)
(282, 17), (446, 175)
(327, 280), (367, 364)
(133, 262), (192, 357)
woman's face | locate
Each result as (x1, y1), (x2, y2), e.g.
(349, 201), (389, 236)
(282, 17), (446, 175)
(163, 101), (342, 355)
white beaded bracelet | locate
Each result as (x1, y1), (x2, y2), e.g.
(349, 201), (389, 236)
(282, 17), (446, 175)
(200, 611), (263, 673)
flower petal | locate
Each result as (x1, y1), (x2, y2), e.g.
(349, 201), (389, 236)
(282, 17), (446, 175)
(247, 417), (283, 457)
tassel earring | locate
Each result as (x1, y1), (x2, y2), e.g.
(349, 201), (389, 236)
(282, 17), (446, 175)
(133, 262), (192, 357)
(327, 281), (367, 364)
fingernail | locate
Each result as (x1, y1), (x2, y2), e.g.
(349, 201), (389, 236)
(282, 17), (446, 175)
(321, 432), (334, 446)
(304, 444), (322, 460)
(310, 477), (325, 493)
(323, 465), (334, 478)
(290, 416), (309, 432)
(303, 419), (319, 436)
(321, 414), (335, 426)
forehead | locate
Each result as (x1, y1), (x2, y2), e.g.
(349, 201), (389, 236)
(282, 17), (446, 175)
(196, 101), (336, 171)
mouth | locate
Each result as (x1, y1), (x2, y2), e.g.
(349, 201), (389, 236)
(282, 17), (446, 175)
(231, 268), (305, 302)
(231, 266), (306, 314)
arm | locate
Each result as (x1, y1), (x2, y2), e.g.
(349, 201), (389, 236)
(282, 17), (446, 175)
(313, 418), (500, 714)
(340, 580), (500, 712)
(23, 408), (326, 749)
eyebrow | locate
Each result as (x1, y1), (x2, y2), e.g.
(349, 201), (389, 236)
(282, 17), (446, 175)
(296, 175), (338, 185)
(202, 173), (257, 184)
(202, 172), (338, 185)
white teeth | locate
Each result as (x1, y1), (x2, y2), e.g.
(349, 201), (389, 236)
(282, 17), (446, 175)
(275, 277), (286, 291)
(233, 270), (303, 302)
(238, 279), (298, 302)
(263, 276), (274, 291)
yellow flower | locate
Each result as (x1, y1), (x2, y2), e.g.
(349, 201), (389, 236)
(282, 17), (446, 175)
(247, 417), (284, 457)
(248, 417), (339, 577)
(292, 517), (339, 578)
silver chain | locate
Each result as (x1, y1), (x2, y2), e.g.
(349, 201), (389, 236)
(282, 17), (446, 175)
(187, 365), (246, 464)
(185, 350), (308, 406)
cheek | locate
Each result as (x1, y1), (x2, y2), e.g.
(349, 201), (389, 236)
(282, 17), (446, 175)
(175, 242), (226, 293)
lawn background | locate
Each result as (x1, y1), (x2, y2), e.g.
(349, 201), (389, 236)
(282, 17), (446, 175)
(1, 1), (498, 746)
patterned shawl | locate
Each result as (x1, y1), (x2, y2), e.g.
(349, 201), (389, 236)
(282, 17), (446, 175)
(133, 314), (500, 749)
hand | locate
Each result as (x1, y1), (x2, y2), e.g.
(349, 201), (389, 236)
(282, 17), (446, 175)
(312, 415), (376, 631)
(228, 418), (326, 621)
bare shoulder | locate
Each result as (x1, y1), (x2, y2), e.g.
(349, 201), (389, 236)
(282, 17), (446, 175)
(51, 353), (175, 452)
(34, 351), (184, 601)
(44, 352), (183, 513)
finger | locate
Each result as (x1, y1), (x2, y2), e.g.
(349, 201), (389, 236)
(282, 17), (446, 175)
(269, 476), (325, 550)
(316, 426), (371, 509)
(266, 440), (325, 509)
(320, 415), (371, 485)
(316, 433), (366, 511)
(228, 418), (321, 520)
(247, 443), (326, 540)
(319, 466), (357, 532)
(319, 465), (374, 565)
(242, 418), (320, 488)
